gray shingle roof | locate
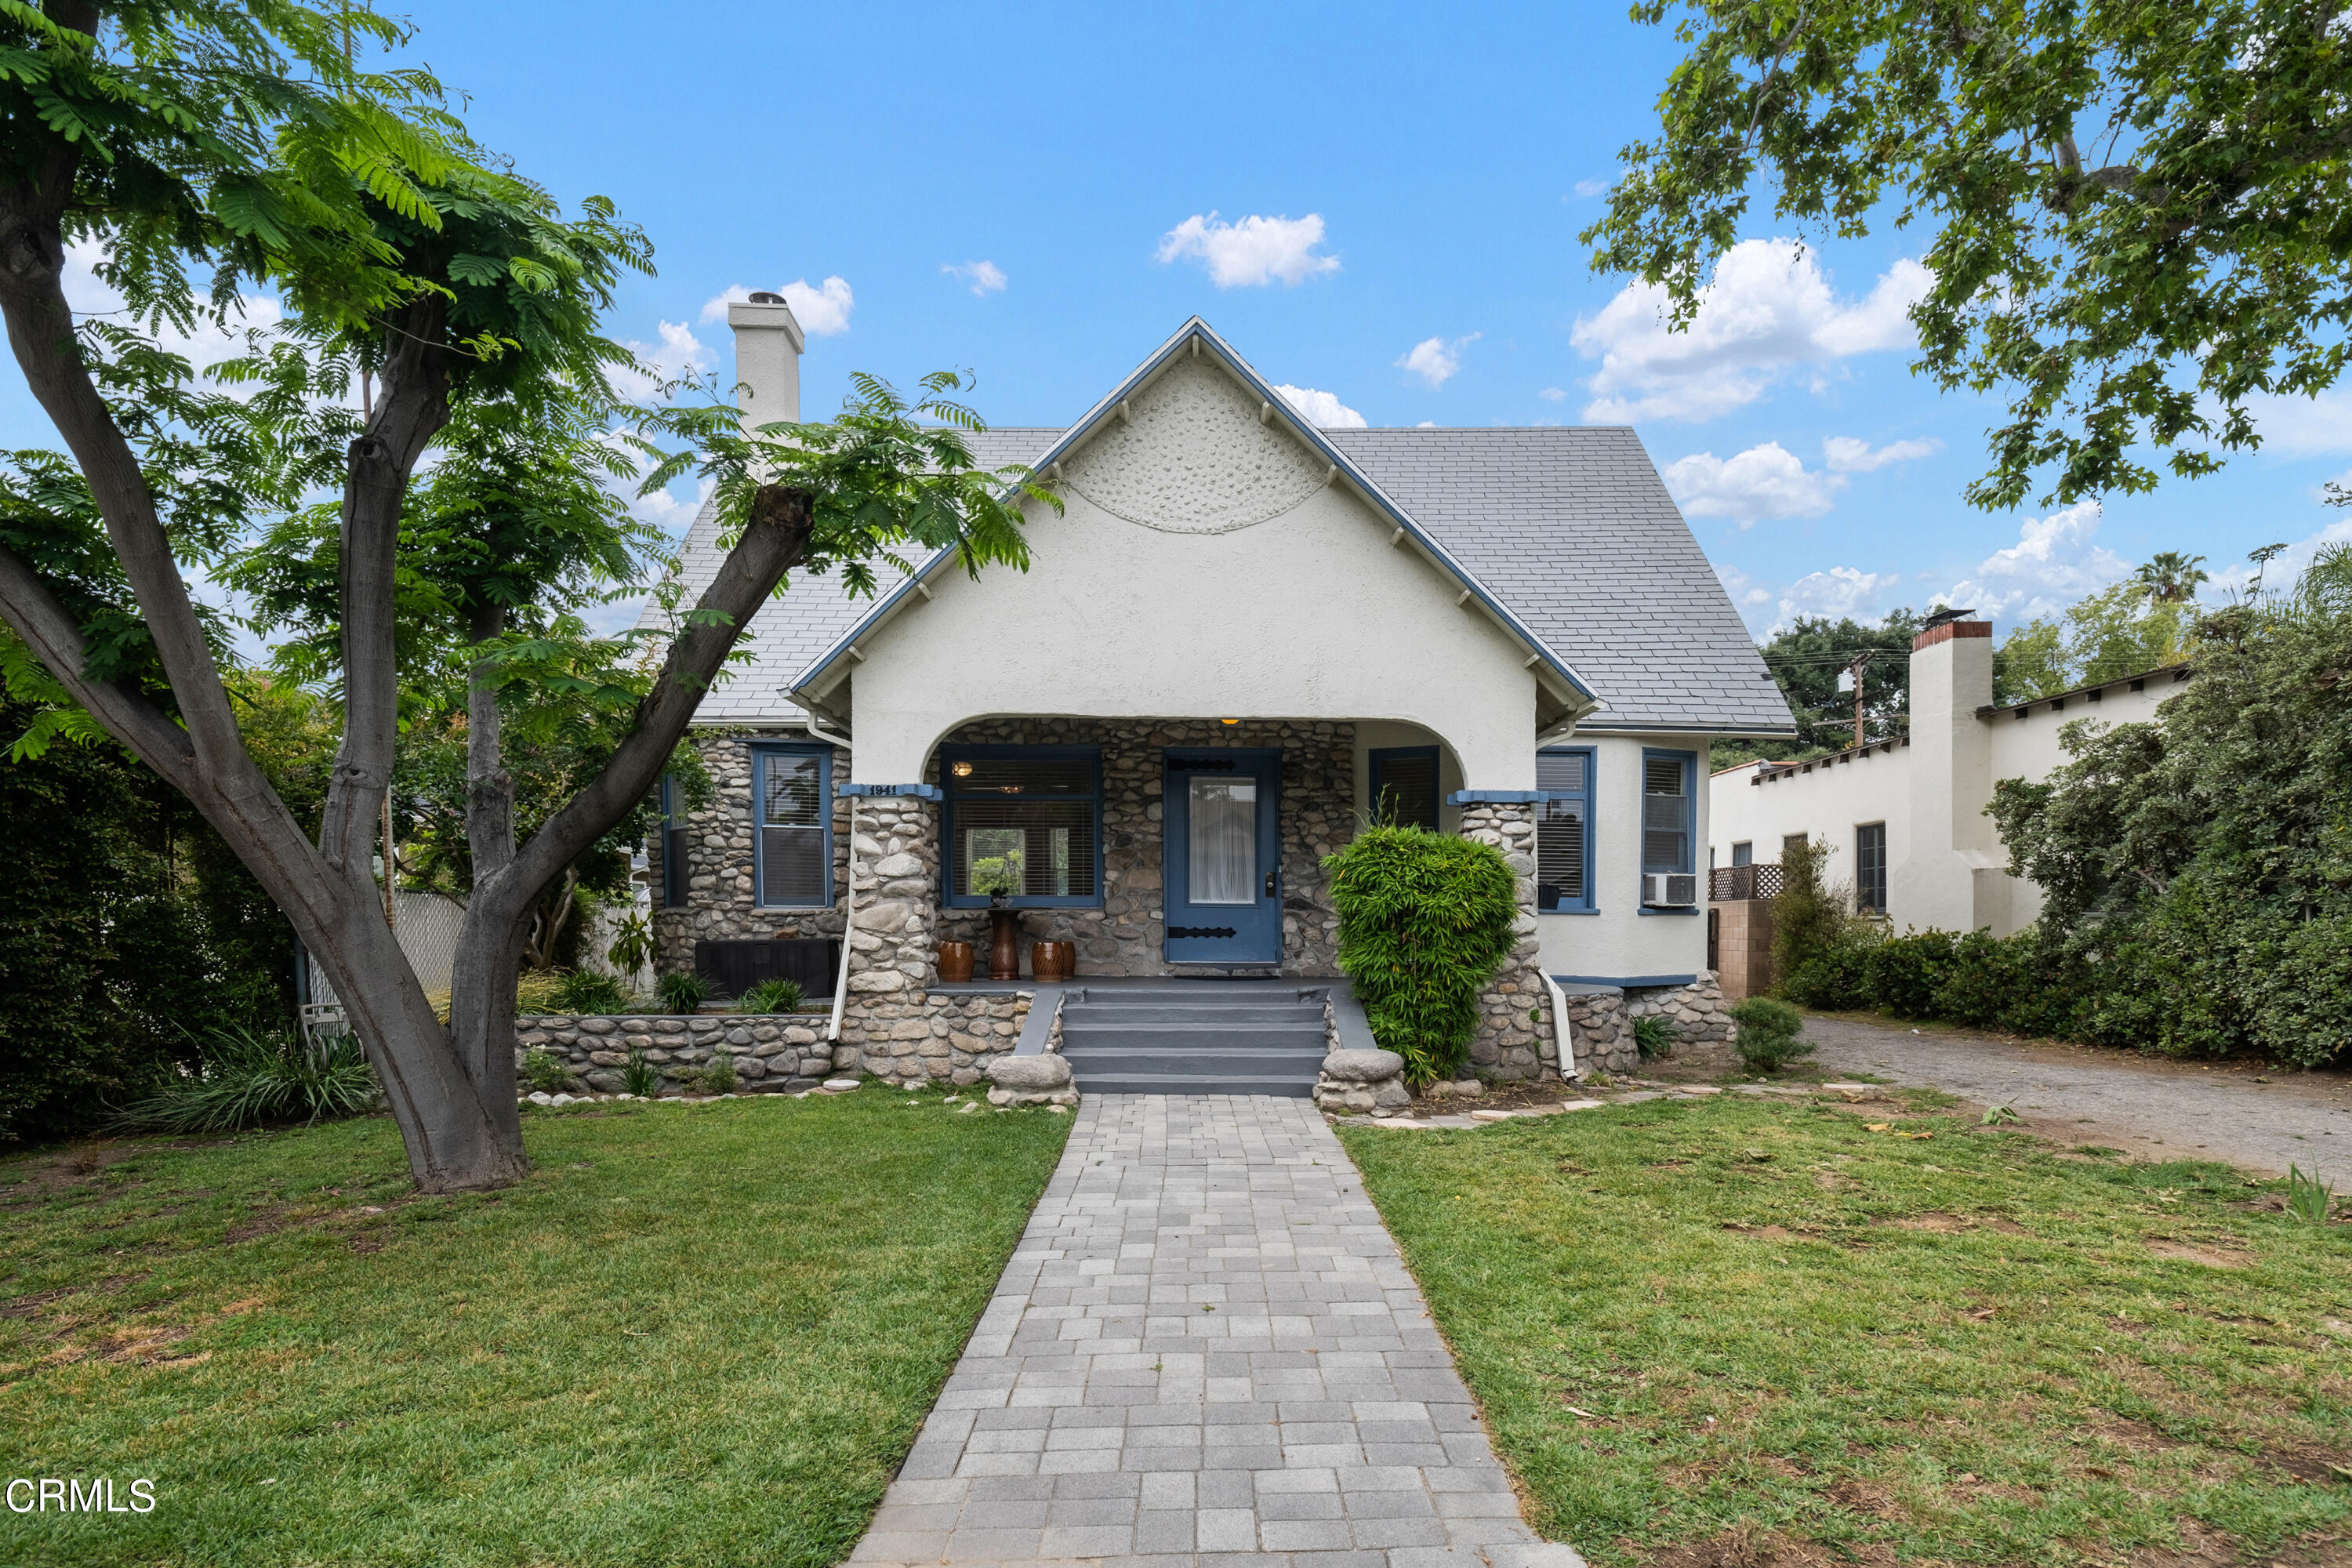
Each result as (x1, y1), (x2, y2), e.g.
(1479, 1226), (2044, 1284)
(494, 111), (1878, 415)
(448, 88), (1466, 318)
(642, 424), (1791, 735)
(1326, 426), (1791, 734)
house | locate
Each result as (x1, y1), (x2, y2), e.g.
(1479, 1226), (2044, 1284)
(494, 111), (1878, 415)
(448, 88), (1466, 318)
(641, 298), (1791, 1090)
(1704, 611), (2190, 996)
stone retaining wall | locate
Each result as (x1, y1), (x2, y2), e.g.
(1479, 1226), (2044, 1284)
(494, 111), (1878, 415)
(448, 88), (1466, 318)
(1557, 989), (1637, 1077)
(1628, 971), (1732, 1045)
(836, 988), (1033, 1088)
(514, 1013), (836, 1095)
(1556, 970), (1732, 1079)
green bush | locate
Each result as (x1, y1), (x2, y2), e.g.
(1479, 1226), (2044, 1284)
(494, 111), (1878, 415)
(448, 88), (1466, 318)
(621, 1048), (658, 1097)
(1863, 930), (1957, 1018)
(1729, 996), (1814, 1073)
(1324, 825), (1519, 1086)
(549, 968), (630, 1015)
(111, 1026), (379, 1134)
(1769, 836), (1880, 1004)
(1630, 1014), (1676, 1062)
(1784, 941), (1874, 1011)
(704, 1048), (737, 1095)
(656, 971), (710, 1014)
(520, 1047), (573, 1094)
(739, 978), (804, 1014)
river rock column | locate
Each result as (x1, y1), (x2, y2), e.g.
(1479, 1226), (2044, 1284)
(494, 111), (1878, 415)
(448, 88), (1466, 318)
(837, 795), (942, 1080)
(1459, 797), (1552, 1081)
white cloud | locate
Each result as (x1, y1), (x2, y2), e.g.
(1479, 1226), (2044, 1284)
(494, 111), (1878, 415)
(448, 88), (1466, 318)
(697, 276), (855, 335)
(1155, 212), (1339, 287)
(1939, 500), (2126, 619)
(1824, 435), (1941, 473)
(1779, 566), (1901, 625)
(1398, 332), (1478, 389)
(1573, 178), (1611, 198)
(1664, 441), (1843, 524)
(1272, 383), (1366, 429)
(1570, 238), (1930, 423)
(1538, 386), (1567, 402)
(2230, 387), (2352, 456)
(611, 318), (715, 402)
(62, 237), (288, 388)
(943, 260), (1007, 296)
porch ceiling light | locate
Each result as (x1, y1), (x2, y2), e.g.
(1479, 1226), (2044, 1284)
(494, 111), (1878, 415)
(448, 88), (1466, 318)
(951, 760), (974, 777)
(1219, 718), (1240, 726)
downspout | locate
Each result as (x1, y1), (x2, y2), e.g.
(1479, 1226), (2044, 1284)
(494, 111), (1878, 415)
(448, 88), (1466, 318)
(1546, 974), (1578, 1080)
(793, 696), (857, 1044)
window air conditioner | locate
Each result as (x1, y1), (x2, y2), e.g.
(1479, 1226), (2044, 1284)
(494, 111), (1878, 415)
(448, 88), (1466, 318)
(1642, 873), (1700, 908)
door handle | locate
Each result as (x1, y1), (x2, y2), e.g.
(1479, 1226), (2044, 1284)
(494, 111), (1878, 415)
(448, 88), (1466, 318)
(1264, 869), (1279, 899)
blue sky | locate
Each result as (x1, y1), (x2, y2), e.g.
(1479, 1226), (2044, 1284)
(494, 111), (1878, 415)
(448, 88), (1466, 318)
(9, 1), (2349, 638)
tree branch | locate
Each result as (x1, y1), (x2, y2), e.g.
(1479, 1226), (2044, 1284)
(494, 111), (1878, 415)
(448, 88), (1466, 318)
(0, 541), (199, 793)
(483, 485), (815, 930)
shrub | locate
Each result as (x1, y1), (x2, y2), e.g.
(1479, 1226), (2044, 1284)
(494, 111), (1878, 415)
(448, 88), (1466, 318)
(1630, 1014), (1676, 1062)
(111, 1026), (379, 1134)
(621, 1048), (659, 1097)
(739, 978), (804, 1014)
(521, 1048), (573, 1094)
(1769, 836), (1882, 1007)
(1784, 941), (1874, 1011)
(549, 968), (630, 1015)
(514, 970), (567, 1016)
(1730, 996), (1814, 1074)
(1324, 825), (1519, 1086)
(605, 912), (655, 978)
(656, 971), (710, 1014)
(704, 1049), (737, 1094)
(1863, 930), (1957, 1018)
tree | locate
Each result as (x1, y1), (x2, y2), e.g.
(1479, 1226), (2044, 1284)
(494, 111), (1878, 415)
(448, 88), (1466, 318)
(1588, 0), (2352, 510)
(1714, 608), (1922, 768)
(1991, 576), (2197, 703)
(0, 5), (1046, 1189)
(2134, 551), (2209, 604)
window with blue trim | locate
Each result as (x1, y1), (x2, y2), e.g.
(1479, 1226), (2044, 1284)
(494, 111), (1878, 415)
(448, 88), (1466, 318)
(752, 745), (833, 908)
(1640, 750), (1696, 898)
(1367, 746), (1440, 829)
(1534, 749), (1595, 911)
(941, 746), (1102, 908)
(659, 775), (688, 909)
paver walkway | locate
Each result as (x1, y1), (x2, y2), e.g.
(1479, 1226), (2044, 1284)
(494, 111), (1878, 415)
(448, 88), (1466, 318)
(848, 1094), (1584, 1568)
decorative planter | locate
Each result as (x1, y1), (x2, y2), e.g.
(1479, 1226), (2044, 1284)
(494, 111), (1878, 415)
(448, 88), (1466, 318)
(935, 941), (975, 984)
(987, 908), (1022, 982)
(1031, 941), (1075, 982)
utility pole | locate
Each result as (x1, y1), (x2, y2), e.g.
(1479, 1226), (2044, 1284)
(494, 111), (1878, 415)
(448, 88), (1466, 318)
(1842, 651), (1878, 749)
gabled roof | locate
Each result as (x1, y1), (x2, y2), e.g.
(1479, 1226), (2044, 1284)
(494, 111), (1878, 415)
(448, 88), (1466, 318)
(642, 320), (1795, 735)
(787, 318), (1600, 720)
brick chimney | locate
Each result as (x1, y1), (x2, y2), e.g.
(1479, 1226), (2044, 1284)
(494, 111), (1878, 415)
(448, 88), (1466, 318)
(728, 291), (804, 430)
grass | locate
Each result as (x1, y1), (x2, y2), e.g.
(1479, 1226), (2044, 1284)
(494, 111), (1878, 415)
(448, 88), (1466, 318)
(0, 1086), (1071, 1567)
(1339, 1094), (2352, 1568)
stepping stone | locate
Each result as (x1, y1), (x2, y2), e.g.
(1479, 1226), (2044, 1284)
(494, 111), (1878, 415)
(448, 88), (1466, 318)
(822, 1078), (862, 1091)
(1471, 1109), (1517, 1122)
(1559, 1098), (1607, 1112)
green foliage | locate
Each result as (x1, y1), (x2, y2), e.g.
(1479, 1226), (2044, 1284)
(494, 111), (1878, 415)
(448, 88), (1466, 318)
(620, 1048), (657, 1098)
(605, 913), (655, 977)
(2284, 1165), (2336, 1225)
(1769, 837), (1879, 1007)
(519, 1048), (572, 1094)
(1860, 931), (1956, 1019)
(1993, 583), (2197, 703)
(655, 971), (709, 1015)
(546, 969), (629, 1017)
(739, 978), (804, 1015)
(1991, 546), (2352, 1065)
(702, 1049), (737, 1096)
(1712, 610), (1922, 769)
(1630, 1014), (1676, 1062)
(1729, 997), (1813, 1073)
(1589, 0), (2352, 510)
(1324, 826), (1520, 1087)
(111, 1026), (378, 1134)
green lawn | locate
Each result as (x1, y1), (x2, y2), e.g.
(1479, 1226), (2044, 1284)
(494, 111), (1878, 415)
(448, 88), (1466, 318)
(1, 1088), (1070, 1567)
(1340, 1094), (2352, 1568)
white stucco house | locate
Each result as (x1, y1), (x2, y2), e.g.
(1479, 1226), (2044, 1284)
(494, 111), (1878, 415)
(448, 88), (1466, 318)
(638, 299), (1793, 1091)
(1706, 614), (2190, 993)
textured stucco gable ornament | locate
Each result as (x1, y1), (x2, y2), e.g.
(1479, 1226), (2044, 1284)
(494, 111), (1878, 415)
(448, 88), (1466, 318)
(1061, 356), (1331, 535)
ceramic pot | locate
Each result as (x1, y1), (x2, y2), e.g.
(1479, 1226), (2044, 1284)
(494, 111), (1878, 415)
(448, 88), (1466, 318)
(1031, 940), (1076, 982)
(935, 941), (974, 984)
(987, 908), (1022, 982)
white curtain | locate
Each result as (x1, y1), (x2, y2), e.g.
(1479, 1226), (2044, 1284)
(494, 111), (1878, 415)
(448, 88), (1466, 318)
(1189, 778), (1257, 905)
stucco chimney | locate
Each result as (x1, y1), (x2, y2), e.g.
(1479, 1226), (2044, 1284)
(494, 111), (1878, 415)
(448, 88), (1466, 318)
(1896, 612), (1997, 931)
(728, 291), (804, 429)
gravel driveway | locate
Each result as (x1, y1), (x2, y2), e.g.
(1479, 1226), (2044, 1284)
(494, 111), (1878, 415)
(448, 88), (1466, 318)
(1792, 1014), (2352, 1176)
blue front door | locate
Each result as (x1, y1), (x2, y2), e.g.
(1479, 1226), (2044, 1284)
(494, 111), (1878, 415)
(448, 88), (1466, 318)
(1163, 749), (1284, 966)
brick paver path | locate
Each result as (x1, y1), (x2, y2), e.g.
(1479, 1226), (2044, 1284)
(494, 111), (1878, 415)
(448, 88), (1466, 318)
(848, 1094), (1586, 1568)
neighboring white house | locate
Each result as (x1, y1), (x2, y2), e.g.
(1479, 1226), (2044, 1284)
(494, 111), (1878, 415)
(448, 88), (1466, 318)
(1708, 614), (2190, 938)
(643, 299), (1792, 1083)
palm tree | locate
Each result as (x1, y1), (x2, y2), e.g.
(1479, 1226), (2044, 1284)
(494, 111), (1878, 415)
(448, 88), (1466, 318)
(2134, 551), (2209, 603)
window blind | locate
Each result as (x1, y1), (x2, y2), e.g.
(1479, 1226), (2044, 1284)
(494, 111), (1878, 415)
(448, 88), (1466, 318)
(1641, 754), (1691, 874)
(1536, 748), (1592, 911)
(1370, 750), (1439, 829)
(943, 750), (1100, 902)
(758, 751), (829, 906)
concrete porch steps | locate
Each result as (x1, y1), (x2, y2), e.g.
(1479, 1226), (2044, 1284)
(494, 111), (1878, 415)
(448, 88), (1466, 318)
(1056, 985), (1328, 1098)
